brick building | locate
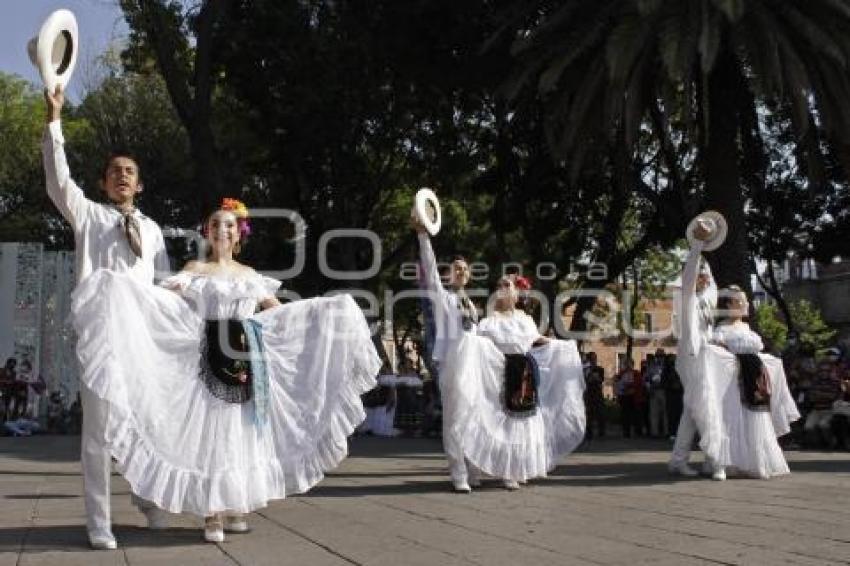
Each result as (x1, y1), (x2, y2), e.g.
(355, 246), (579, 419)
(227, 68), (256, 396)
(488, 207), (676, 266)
(562, 293), (678, 399)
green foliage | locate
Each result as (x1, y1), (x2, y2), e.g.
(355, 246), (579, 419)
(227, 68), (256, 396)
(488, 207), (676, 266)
(756, 299), (837, 353)
(789, 299), (837, 353)
(8, 0), (849, 354)
(73, 52), (193, 227)
(754, 302), (788, 352)
(638, 243), (684, 300)
(0, 54), (198, 247)
(496, 0), (850, 287)
(0, 73), (45, 214)
(0, 72), (81, 246)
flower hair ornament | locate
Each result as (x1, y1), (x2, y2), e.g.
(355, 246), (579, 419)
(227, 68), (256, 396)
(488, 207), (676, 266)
(514, 275), (532, 291)
(220, 197), (252, 239)
(201, 198), (252, 255)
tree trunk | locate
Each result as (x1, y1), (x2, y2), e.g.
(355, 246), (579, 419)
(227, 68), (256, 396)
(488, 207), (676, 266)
(703, 48), (750, 293)
(753, 258), (797, 335)
(623, 270), (635, 362)
(124, 0), (229, 213)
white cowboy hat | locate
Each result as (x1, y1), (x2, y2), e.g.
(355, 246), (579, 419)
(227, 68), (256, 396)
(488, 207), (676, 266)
(412, 188), (442, 236)
(27, 9), (79, 92)
(686, 210), (728, 252)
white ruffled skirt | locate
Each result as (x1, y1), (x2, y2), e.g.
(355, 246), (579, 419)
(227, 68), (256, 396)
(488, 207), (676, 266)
(441, 336), (586, 481)
(680, 346), (799, 478)
(71, 270), (380, 516)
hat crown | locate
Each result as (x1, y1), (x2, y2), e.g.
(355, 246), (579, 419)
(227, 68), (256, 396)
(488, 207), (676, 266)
(686, 210), (728, 252)
(696, 217), (717, 237)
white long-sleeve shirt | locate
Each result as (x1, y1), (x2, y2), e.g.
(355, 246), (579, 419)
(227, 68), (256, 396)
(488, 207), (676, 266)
(417, 232), (476, 362)
(43, 121), (170, 285)
(677, 241), (711, 357)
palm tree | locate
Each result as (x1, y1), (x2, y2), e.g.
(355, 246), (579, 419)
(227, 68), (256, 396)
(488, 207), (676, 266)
(496, 0), (850, 289)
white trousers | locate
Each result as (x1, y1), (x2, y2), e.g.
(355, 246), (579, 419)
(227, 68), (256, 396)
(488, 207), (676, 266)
(441, 386), (483, 482)
(81, 384), (158, 536)
(80, 384), (113, 535)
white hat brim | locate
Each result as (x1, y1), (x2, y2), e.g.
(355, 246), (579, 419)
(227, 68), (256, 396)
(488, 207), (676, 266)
(28, 9), (78, 92)
(413, 188), (441, 237)
(686, 210), (728, 252)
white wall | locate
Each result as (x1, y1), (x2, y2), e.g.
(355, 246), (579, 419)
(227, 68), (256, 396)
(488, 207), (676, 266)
(0, 243), (19, 362)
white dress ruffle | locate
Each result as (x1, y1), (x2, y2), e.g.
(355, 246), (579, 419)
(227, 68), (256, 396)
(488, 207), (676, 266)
(681, 322), (799, 478)
(442, 311), (586, 481)
(71, 269), (380, 516)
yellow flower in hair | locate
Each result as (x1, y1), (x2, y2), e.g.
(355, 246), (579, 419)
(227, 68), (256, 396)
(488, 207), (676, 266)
(221, 197), (249, 219)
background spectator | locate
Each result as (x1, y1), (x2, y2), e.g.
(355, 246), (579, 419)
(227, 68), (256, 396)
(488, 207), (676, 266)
(583, 352), (606, 441)
(663, 354), (684, 441)
(645, 349), (667, 438)
(804, 348), (843, 447)
(616, 358), (644, 438)
(0, 358), (18, 421)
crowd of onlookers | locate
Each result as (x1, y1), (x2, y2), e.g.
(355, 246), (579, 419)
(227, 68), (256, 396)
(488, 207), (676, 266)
(357, 361), (442, 439)
(784, 346), (850, 449)
(583, 349), (685, 442)
(5, 340), (849, 448)
(0, 356), (82, 437)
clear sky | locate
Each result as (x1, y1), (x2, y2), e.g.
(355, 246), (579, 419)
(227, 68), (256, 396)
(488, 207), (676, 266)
(0, 0), (128, 100)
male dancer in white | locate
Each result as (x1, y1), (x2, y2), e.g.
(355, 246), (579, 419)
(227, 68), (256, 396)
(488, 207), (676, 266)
(43, 86), (171, 549)
(668, 221), (725, 480)
(414, 221), (481, 492)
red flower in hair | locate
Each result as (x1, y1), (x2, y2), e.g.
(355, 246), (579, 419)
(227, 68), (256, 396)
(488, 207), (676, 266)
(514, 276), (532, 291)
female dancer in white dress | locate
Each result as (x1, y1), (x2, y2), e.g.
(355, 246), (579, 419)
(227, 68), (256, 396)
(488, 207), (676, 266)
(71, 199), (381, 541)
(415, 221), (585, 490)
(698, 285), (799, 479)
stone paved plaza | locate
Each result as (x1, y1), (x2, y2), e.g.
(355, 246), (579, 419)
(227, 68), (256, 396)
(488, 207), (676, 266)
(1, 435), (849, 566)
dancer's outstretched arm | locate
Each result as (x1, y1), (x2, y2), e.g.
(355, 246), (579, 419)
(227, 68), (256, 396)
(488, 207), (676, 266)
(679, 241), (706, 358)
(42, 85), (92, 231)
(414, 225), (447, 301)
(413, 219), (462, 363)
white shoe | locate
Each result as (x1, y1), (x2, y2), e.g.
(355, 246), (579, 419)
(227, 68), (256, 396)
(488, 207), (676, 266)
(204, 516), (225, 543)
(144, 507), (170, 530)
(712, 467), (727, 481)
(668, 462), (698, 477)
(88, 530), (117, 550)
(224, 515), (249, 533)
(452, 479), (472, 493)
(503, 480), (520, 491)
